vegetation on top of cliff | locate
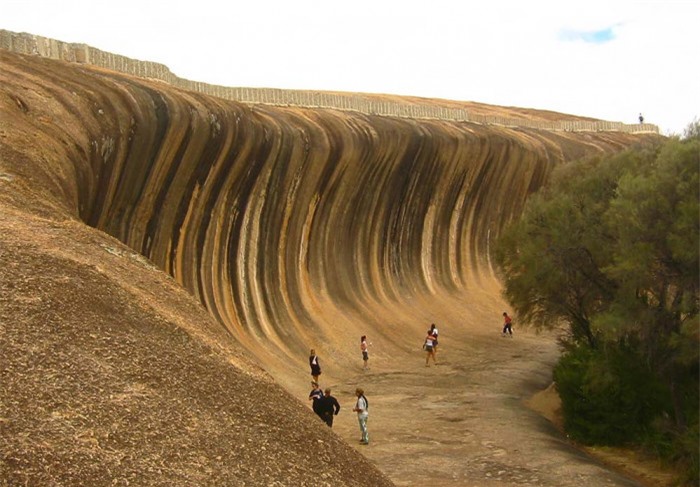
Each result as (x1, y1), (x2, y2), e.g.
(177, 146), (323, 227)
(494, 122), (700, 485)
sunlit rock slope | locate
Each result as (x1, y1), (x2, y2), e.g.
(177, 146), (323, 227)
(0, 45), (662, 485)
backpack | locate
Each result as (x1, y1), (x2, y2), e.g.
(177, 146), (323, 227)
(360, 394), (369, 411)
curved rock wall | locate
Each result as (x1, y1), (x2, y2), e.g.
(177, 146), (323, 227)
(0, 49), (662, 374)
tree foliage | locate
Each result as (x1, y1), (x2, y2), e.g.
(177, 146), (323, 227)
(553, 343), (670, 444)
(494, 126), (699, 480)
(682, 117), (700, 141)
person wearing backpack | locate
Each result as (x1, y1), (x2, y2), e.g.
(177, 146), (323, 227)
(353, 388), (369, 444)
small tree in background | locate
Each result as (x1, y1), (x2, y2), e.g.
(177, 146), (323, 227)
(683, 117), (700, 141)
(494, 123), (699, 482)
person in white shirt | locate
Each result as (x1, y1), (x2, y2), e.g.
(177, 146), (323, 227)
(424, 333), (437, 366)
(353, 388), (369, 444)
(360, 336), (370, 370)
(427, 323), (439, 356)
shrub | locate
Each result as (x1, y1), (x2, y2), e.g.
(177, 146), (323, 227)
(553, 342), (670, 445)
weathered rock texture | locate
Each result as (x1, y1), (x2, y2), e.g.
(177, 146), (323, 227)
(0, 42), (662, 486)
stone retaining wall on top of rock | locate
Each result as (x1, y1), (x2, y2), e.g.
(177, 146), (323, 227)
(0, 29), (659, 134)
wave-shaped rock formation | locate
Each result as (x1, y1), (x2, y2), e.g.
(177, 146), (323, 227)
(0, 39), (662, 485)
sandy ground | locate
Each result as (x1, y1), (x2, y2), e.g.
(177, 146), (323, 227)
(287, 322), (674, 487)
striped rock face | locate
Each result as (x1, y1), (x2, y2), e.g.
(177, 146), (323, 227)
(0, 45), (662, 486)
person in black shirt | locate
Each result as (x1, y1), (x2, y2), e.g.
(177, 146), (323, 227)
(308, 381), (324, 419)
(318, 388), (341, 427)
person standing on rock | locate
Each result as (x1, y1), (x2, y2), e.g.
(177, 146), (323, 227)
(502, 312), (513, 337)
(424, 332), (437, 366)
(309, 381), (324, 420)
(361, 336), (370, 370)
(309, 349), (321, 382)
(427, 323), (439, 357)
(353, 387), (369, 444)
(318, 388), (341, 427)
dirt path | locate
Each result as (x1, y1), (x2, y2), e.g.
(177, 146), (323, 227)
(294, 325), (643, 487)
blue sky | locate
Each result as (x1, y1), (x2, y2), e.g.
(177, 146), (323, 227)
(3, 0), (698, 135)
(559, 27), (617, 43)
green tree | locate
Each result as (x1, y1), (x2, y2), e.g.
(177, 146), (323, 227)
(682, 117), (700, 141)
(553, 343), (670, 444)
(493, 151), (642, 346)
(600, 138), (699, 428)
(494, 127), (699, 479)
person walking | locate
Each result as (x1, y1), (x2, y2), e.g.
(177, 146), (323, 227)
(360, 336), (370, 370)
(353, 388), (369, 444)
(308, 381), (324, 420)
(309, 349), (321, 382)
(318, 388), (341, 427)
(427, 323), (439, 357)
(502, 312), (513, 337)
(424, 332), (437, 366)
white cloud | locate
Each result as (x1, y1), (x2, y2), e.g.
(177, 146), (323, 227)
(3, 0), (698, 134)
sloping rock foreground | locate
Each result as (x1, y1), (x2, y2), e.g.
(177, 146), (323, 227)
(0, 47), (662, 486)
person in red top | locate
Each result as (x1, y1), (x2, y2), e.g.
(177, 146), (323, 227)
(502, 312), (513, 337)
